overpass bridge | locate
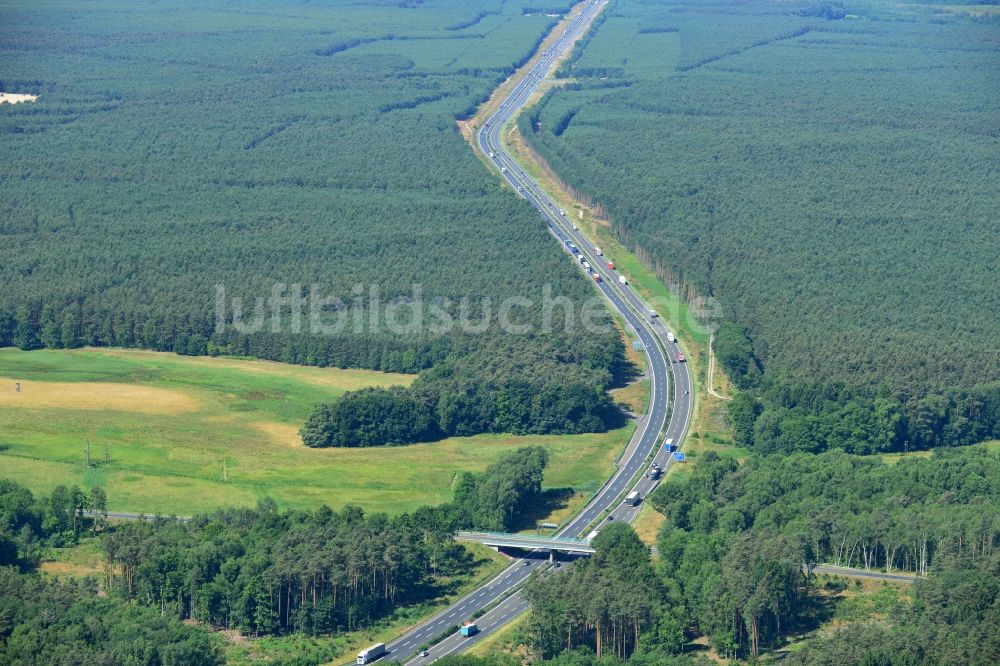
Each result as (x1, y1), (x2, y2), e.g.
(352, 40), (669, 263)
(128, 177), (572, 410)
(455, 531), (596, 559)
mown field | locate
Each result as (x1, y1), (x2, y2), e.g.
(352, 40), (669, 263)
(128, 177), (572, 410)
(0, 348), (629, 515)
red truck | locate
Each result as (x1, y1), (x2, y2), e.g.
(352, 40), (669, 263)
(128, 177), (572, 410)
(607, 261), (615, 270)
(675, 354), (686, 363)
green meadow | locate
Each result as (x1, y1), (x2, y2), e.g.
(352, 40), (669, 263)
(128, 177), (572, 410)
(0, 348), (629, 516)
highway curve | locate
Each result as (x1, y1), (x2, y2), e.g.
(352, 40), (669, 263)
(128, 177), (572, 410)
(378, 2), (696, 663)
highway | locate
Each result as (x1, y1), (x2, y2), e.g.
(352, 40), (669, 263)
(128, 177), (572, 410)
(375, 2), (696, 663)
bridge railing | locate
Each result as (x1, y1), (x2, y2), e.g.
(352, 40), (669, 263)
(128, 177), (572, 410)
(456, 531), (592, 545)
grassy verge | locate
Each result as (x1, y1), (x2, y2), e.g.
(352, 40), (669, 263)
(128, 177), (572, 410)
(609, 313), (650, 416)
(0, 348), (633, 518)
(776, 574), (913, 656)
(631, 501), (666, 551)
(38, 538), (104, 578)
(878, 438), (1000, 466)
(467, 612), (531, 658)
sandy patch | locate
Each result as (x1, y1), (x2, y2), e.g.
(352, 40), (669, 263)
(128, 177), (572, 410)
(0, 93), (38, 105)
(39, 559), (103, 577)
(252, 421), (303, 447)
(0, 377), (199, 414)
(93, 348), (415, 389)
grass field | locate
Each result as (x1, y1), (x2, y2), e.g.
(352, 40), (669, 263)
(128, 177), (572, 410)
(0, 348), (632, 517)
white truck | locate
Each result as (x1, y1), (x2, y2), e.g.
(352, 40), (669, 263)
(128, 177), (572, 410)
(357, 643), (386, 664)
(593, 247), (602, 255)
(666, 331), (676, 343)
(618, 275), (627, 285)
(623, 491), (641, 507)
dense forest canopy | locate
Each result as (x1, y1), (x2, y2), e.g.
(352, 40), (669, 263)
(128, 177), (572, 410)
(0, 480), (223, 665)
(520, 446), (1000, 662)
(0, 0), (625, 443)
(0, 446), (550, 660)
(520, 0), (1000, 451)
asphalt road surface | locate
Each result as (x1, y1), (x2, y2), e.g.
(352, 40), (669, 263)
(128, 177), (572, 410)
(376, 3), (696, 663)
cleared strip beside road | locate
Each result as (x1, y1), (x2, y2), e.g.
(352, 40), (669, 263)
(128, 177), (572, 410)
(810, 564), (918, 583)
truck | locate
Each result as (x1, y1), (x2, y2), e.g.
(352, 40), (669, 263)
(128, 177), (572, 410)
(623, 491), (641, 507)
(582, 261), (590, 269)
(357, 643), (386, 664)
(593, 247), (602, 255)
(666, 331), (676, 343)
(461, 623), (479, 637)
(618, 275), (627, 285)
(607, 261), (615, 270)
(649, 309), (658, 318)
(676, 354), (686, 363)
(663, 438), (675, 452)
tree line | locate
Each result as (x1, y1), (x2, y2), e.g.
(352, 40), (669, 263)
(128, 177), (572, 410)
(301, 337), (624, 447)
(512, 445), (998, 662)
(524, 524), (665, 660)
(0, 479), (106, 568)
(0, 480), (221, 665)
(649, 447), (999, 658)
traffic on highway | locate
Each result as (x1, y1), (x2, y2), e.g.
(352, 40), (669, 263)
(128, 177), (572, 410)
(377, 2), (695, 662)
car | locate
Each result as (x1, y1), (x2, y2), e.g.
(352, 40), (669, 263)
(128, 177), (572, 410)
(523, 559), (531, 566)
(572, 224), (578, 230)
(420, 651), (429, 658)
(606, 514), (614, 521)
(517, 186), (523, 191)
(553, 562), (561, 568)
